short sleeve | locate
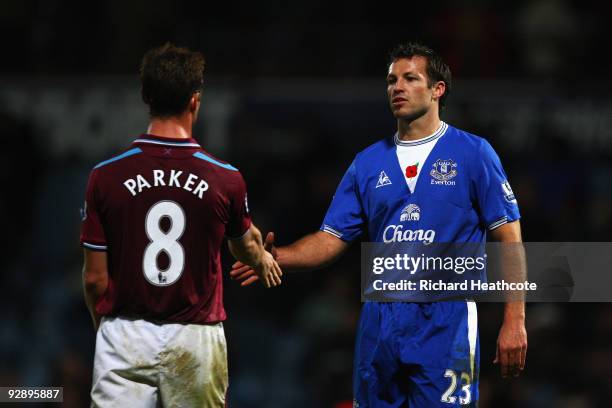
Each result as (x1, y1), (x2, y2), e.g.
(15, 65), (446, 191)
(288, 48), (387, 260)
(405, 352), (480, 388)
(470, 140), (520, 230)
(226, 173), (252, 239)
(80, 170), (107, 250)
(320, 160), (366, 242)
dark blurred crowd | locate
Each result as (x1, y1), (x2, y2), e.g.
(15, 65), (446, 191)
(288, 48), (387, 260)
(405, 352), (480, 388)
(1, 0), (611, 407)
(1, 0), (606, 79)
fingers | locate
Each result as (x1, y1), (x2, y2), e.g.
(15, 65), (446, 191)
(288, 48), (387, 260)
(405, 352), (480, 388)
(273, 261), (282, 285)
(497, 343), (527, 378)
(231, 268), (256, 281)
(229, 262), (259, 285)
(241, 275), (259, 286)
(519, 343), (527, 371)
(274, 260), (283, 277)
(264, 259), (283, 288)
(499, 348), (510, 378)
(495, 322), (527, 379)
(508, 349), (520, 378)
(231, 253), (283, 288)
(269, 271), (278, 287)
(510, 343), (527, 378)
(230, 265), (252, 279)
(263, 262), (281, 288)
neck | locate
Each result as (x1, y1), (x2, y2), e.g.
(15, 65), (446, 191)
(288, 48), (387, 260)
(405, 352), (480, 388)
(397, 109), (441, 141)
(146, 113), (193, 139)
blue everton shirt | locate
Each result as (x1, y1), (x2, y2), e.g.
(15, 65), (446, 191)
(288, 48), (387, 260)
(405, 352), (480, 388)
(321, 122), (520, 244)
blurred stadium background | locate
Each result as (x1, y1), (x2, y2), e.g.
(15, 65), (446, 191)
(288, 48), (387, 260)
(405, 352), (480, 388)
(1, 0), (611, 407)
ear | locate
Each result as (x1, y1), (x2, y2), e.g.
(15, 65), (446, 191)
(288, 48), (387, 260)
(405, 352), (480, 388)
(189, 91), (201, 112)
(432, 81), (446, 102)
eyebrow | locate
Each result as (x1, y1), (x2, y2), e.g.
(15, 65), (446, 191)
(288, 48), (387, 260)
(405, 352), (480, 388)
(387, 71), (419, 78)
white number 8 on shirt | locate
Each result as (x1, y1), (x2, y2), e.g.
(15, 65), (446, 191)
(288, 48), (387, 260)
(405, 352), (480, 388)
(143, 200), (186, 286)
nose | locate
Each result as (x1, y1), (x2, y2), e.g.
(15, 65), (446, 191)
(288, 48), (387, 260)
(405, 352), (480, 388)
(391, 79), (406, 95)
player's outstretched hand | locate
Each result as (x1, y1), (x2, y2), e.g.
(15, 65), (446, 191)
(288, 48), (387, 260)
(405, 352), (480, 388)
(253, 251), (282, 288)
(493, 319), (527, 378)
(231, 232), (276, 286)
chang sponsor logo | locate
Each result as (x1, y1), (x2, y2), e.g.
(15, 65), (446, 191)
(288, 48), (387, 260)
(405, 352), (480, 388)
(382, 225), (436, 244)
(400, 204), (420, 221)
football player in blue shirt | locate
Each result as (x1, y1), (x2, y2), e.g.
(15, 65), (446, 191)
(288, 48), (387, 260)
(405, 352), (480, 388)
(232, 42), (527, 407)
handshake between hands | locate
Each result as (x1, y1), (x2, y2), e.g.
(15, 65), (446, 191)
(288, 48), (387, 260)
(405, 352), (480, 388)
(233, 232), (280, 288)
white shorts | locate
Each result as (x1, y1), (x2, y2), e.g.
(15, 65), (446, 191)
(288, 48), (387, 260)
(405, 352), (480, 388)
(91, 316), (228, 408)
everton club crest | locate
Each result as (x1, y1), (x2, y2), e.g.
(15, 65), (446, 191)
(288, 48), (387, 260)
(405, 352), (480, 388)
(430, 159), (457, 185)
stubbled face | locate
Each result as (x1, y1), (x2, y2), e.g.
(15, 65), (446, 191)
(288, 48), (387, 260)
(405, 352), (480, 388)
(387, 56), (437, 121)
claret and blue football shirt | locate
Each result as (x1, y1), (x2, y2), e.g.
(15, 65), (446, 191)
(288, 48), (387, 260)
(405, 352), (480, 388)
(80, 135), (251, 324)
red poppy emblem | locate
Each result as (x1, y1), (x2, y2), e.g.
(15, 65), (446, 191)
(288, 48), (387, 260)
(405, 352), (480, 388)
(405, 163), (418, 178)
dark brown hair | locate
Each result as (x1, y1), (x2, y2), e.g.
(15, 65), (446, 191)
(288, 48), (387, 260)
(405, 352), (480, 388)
(140, 43), (205, 117)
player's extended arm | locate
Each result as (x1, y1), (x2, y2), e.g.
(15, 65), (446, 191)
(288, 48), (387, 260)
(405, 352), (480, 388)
(276, 231), (349, 271)
(489, 220), (528, 378)
(230, 230), (350, 286)
(82, 249), (109, 331)
(227, 223), (283, 288)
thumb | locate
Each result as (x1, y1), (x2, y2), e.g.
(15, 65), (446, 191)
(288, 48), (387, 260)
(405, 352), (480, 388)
(264, 232), (276, 252)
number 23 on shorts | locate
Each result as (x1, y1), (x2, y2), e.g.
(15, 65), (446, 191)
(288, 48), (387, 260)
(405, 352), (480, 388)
(441, 369), (472, 405)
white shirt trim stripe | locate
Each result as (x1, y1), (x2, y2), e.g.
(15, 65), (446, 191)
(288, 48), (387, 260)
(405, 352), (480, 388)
(488, 216), (508, 230)
(83, 242), (108, 250)
(133, 139), (201, 148)
(322, 225), (343, 239)
(394, 121), (448, 146)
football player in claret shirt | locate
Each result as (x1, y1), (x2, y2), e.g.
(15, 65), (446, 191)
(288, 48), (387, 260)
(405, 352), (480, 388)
(80, 43), (282, 408)
(232, 43), (527, 407)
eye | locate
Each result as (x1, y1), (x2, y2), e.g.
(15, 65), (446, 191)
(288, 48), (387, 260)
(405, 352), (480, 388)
(387, 77), (397, 85)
